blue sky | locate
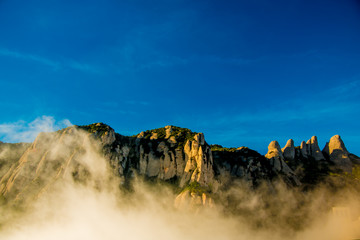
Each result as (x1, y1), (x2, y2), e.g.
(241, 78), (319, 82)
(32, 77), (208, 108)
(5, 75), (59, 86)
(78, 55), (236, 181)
(0, 0), (360, 155)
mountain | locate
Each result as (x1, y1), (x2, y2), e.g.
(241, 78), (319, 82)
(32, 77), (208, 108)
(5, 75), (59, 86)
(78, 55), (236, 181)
(0, 123), (359, 209)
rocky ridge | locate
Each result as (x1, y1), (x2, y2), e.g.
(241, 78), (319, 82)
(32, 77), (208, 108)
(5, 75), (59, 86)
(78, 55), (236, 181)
(0, 123), (359, 208)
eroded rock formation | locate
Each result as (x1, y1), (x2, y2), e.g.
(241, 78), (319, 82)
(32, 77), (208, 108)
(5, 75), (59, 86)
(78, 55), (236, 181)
(323, 135), (353, 172)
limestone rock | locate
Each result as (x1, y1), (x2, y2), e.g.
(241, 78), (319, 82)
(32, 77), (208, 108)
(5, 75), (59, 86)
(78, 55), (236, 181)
(150, 132), (158, 140)
(174, 190), (214, 210)
(213, 146), (280, 187)
(282, 139), (295, 161)
(265, 141), (283, 159)
(100, 129), (116, 145)
(137, 131), (145, 139)
(165, 125), (172, 139)
(323, 135), (352, 172)
(309, 136), (325, 160)
(168, 136), (177, 144)
(265, 141), (300, 186)
(323, 135), (348, 155)
(180, 133), (214, 187)
(304, 136), (325, 161)
(300, 141), (308, 158)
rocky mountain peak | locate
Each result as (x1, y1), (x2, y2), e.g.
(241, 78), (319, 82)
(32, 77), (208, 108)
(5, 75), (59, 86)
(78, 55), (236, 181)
(324, 135), (348, 155)
(305, 136), (324, 161)
(265, 141), (283, 159)
(77, 122), (116, 145)
(282, 139), (295, 161)
(165, 125), (173, 138)
(300, 141), (308, 157)
(79, 122), (113, 133)
(265, 140), (300, 185)
(193, 133), (205, 145)
(323, 135), (352, 172)
(310, 136), (317, 144)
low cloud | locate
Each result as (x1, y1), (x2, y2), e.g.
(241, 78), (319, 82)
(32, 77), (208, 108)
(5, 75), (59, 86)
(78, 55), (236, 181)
(0, 116), (72, 143)
(0, 126), (359, 240)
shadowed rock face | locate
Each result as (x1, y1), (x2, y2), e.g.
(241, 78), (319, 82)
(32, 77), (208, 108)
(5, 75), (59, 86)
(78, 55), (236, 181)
(212, 146), (276, 187)
(306, 136), (325, 161)
(282, 139), (295, 161)
(298, 136), (325, 161)
(300, 141), (308, 158)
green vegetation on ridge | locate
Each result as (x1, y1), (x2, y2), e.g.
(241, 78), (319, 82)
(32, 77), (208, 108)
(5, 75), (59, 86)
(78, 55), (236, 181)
(78, 122), (113, 134)
(181, 181), (212, 195)
(137, 126), (198, 148)
(210, 144), (247, 152)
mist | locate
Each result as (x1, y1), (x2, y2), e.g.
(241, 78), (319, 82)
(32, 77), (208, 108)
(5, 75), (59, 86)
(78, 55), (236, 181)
(0, 127), (359, 240)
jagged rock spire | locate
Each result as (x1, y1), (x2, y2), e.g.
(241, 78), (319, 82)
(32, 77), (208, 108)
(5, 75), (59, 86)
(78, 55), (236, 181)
(300, 141), (308, 158)
(265, 140), (300, 186)
(323, 135), (352, 172)
(302, 136), (325, 161)
(282, 139), (295, 161)
(265, 141), (283, 159)
(323, 135), (348, 155)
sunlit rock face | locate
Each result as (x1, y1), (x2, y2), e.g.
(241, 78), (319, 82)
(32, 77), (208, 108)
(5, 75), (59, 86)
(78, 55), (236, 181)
(0, 142), (30, 177)
(106, 125), (215, 188)
(174, 190), (215, 211)
(323, 135), (353, 172)
(0, 124), (218, 206)
(264, 141), (301, 186)
(0, 125), (112, 204)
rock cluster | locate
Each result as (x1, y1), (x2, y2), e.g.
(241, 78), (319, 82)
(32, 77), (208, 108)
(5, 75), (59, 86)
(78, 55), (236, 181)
(265, 141), (300, 186)
(279, 135), (356, 175)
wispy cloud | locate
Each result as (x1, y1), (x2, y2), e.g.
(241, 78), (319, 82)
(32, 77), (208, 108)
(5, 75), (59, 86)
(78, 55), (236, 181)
(0, 48), (102, 74)
(67, 60), (103, 74)
(324, 79), (360, 97)
(0, 48), (60, 69)
(0, 116), (72, 143)
(125, 100), (150, 106)
(136, 54), (257, 71)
